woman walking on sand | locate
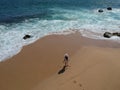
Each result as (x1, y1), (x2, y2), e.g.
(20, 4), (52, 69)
(64, 53), (69, 67)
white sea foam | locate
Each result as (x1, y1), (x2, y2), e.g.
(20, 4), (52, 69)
(0, 7), (120, 62)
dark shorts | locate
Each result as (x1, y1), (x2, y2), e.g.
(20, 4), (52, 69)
(64, 56), (68, 61)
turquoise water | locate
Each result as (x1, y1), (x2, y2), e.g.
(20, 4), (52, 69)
(0, 0), (120, 61)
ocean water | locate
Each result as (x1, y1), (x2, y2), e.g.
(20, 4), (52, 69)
(0, 0), (120, 61)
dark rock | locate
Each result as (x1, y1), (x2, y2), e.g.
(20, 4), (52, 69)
(112, 32), (119, 36)
(107, 7), (112, 10)
(98, 9), (104, 13)
(112, 32), (120, 37)
(104, 32), (120, 38)
(23, 34), (31, 40)
(103, 32), (112, 38)
(117, 33), (120, 37)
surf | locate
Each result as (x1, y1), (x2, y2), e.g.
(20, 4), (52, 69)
(0, 0), (119, 61)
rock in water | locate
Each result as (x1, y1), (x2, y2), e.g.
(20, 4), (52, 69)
(98, 9), (103, 13)
(112, 32), (120, 37)
(113, 32), (119, 36)
(23, 35), (31, 40)
(117, 33), (120, 37)
(107, 7), (112, 10)
(103, 32), (112, 38)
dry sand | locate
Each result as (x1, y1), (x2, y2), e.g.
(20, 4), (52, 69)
(0, 32), (120, 90)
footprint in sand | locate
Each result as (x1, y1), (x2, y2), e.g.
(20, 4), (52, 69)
(73, 80), (84, 90)
(73, 80), (77, 84)
(79, 84), (85, 90)
(79, 83), (82, 87)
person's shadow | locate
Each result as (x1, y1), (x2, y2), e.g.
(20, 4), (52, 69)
(58, 65), (66, 74)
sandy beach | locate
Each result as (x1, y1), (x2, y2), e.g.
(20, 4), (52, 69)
(0, 32), (120, 90)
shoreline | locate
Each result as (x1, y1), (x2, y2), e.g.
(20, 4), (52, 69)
(0, 29), (120, 62)
(0, 32), (120, 90)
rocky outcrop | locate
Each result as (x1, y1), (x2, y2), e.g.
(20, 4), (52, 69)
(103, 32), (120, 38)
(98, 9), (104, 13)
(107, 7), (112, 10)
(98, 7), (112, 13)
(103, 32), (112, 38)
(112, 32), (120, 37)
(23, 34), (31, 40)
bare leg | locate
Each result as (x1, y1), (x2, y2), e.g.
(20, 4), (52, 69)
(65, 61), (68, 67)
